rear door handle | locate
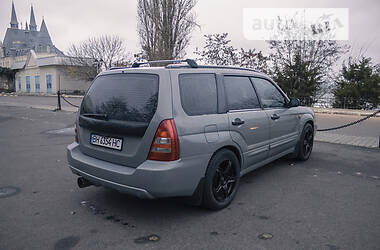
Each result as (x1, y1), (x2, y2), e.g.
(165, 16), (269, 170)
(271, 114), (280, 120)
(232, 118), (245, 126)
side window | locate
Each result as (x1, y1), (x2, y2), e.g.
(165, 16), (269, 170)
(17, 77), (21, 91)
(46, 74), (52, 93)
(252, 78), (286, 108)
(224, 76), (260, 110)
(179, 74), (218, 116)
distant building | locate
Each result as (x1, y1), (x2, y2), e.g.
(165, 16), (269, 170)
(0, 2), (92, 94)
(2, 2), (62, 57)
(13, 50), (91, 94)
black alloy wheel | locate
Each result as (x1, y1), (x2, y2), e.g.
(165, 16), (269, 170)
(212, 160), (237, 202)
(303, 128), (314, 158)
(297, 123), (314, 161)
(202, 149), (240, 210)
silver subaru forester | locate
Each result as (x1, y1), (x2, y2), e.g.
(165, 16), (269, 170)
(67, 59), (315, 210)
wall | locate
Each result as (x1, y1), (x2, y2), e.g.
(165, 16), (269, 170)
(16, 66), (57, 93)
(15, 65), (91, 94)
(56, 67), (92, 94)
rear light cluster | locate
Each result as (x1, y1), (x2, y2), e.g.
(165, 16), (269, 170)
(74, 121), (79, 143)
(148, 119), (179, 161)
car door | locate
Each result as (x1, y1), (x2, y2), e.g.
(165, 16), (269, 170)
(223, 76), (270, 169)
(251, 77), (299, 157)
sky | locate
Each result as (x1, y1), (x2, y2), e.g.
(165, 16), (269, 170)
(1, 0), (379, 63)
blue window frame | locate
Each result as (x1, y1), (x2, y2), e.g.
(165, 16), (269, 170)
(35, 76), (40, 92)
(46, 74), (52, 93)
(17, 77), (21, 91)
(26, 76), (30, 93)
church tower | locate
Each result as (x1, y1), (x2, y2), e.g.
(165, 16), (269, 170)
(2, 1), (63, 57)
(29, 5), (37, 31)
(10, 2), (18, 29)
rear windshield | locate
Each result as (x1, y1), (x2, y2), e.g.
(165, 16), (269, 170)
(81, 73), (159, 123)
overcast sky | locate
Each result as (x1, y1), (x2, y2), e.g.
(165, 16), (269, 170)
(1, 0), (379, 62)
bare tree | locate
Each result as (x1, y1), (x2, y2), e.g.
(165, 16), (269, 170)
(238, 48), (269, 74)
(195, 33), (269, 73)
(137, 0), (197, 60)
(194, 33), (238, 66)
(66, 35), (131, 80)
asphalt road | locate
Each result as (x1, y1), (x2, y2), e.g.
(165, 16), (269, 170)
(0, 106), (380, 250)
(0, 95), (82, 112)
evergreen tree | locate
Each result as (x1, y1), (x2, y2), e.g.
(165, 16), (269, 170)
(268, 40), (348, 101)
(333, 56), (380, 109)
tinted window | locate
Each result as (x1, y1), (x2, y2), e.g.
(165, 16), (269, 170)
(224, 76), (260, 110)
(81, 74), (159, 122)
(179, 74), (217, 116)
(252, 78), (286, 108)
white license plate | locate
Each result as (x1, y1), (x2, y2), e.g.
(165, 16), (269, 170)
(90, 134), (123, 150)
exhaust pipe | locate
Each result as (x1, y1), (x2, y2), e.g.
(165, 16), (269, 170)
(77, 177), (93, 188)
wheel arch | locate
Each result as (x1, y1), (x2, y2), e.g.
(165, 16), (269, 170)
(207, 144), (243, 173)
(305, 119), (314, 129)
(299, 113), (314, 133)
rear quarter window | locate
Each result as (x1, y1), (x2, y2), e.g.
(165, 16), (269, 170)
(179, 73), (218, 116)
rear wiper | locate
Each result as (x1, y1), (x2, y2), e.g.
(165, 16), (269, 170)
(82, 113), (108, 120)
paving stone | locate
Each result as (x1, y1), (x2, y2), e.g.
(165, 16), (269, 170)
(315, 132), (379, 148)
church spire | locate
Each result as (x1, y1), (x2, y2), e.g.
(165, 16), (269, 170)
(29, 5), (37, 31)
(39, 18), (53, 44)
(40, 18), (49, 33)
(10, 1), (19, 29)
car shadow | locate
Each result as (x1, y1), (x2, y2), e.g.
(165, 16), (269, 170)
(78, 156), (295, 227)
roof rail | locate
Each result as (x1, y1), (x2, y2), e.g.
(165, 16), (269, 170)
(164, 64), (260, 73)
(131, 59), (198, 68)
(196, 65), (259, 73)
(109, 66), (128, 70)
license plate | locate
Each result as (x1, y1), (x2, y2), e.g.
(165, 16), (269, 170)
(90, 134), (123, 150)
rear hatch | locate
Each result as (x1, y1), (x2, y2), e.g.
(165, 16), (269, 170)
(78, 71), (169, 168)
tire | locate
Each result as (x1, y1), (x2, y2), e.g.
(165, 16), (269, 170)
(295, 123), (314, 161)
(202, 149), (240, 210)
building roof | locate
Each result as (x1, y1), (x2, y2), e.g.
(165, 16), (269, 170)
(10, 50), (92, 70)
(2, 3), (62, 58)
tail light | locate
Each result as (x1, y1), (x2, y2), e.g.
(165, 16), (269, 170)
(74, 121), (79, 143)
(148, 119), (179, 161)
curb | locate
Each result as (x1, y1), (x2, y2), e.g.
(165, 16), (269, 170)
(0, 92), (84, 98)
(312, 108), (380, 118)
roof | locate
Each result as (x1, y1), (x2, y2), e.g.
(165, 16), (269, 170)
(2, 4), (61, 57)
(101, 65), (268, 79)
(10, 51), (90, 70)
(2, 27), (62, 57)
(105, 59), (265, 77)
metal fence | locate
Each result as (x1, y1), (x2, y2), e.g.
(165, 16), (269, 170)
(298, 97), (380, 110)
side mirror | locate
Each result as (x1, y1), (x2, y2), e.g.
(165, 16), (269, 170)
(287, 98), (300, 108)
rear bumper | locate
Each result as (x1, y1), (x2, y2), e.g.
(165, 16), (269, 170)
(66, 142), (209, 199)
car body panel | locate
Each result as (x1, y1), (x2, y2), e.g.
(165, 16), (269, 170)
(227, 109), (270, 169)
(78, 70), (172, 168)
(67, 66), (315, 198)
